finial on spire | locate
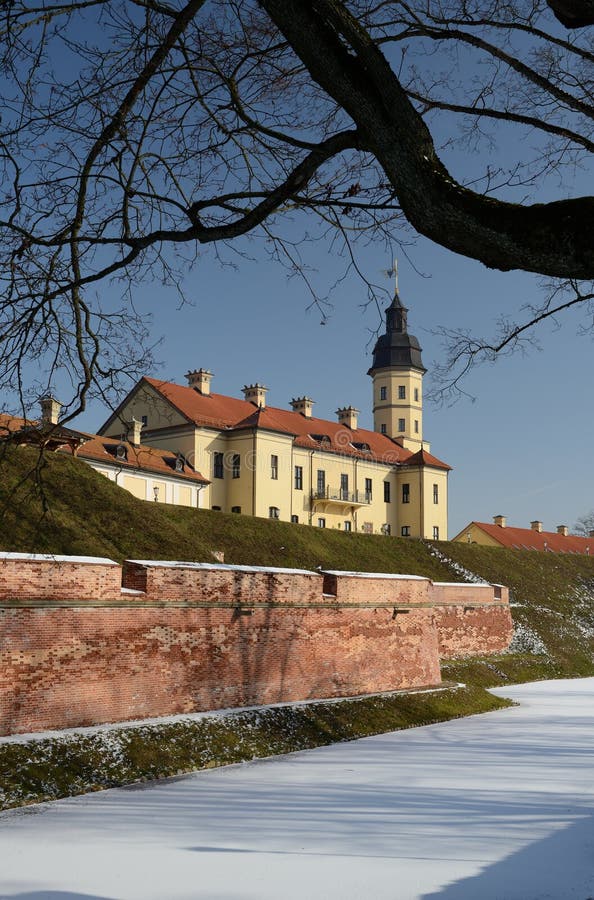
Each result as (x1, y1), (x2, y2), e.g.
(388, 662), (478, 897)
(385, 258), (399, 295)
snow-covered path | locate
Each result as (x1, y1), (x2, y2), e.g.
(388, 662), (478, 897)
(1, 678), (594, 900)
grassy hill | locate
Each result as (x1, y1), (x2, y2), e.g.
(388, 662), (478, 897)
(0, 445), (593, 810)
(1, 444), (593, 688)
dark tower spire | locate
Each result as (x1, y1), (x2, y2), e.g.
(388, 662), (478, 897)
(367, 282), (425, 376)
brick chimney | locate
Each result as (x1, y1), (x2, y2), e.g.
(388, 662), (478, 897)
(530, 520), (543, 533)
(556, 525), (569, 536)
(186, 368), (213, 395)
(290, 397), (314, 418)
(243, 383), (268, 408)
(493, 515), (507, 528)
(127, 418), (143, 446)
(39, 394), (62, 426)
(336, 406), (359, 430)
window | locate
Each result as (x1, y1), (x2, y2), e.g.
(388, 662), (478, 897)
(382, 523), (391, 536)
(269, 506), (280, 519)
(362, 522), (373, 534)
(211, 505), (221, 511)
(365, 478), (372, 501)
(232, 454), (240, 479)
(271, 454), (278, 480)
(398, 418), (406, 432)
(384, 481), (391, 503)
(141, 415), (148, 427)
(433, 483), (439, 504)
(402, 483), (410, 504)
(380, 423), (387, 434)
(398, 385), (406, 399)
(414, 388), (419, 402)
(231, 506), (241, 514)
(317, 469), (326, 496)
(340, 473), (349, 500)
(344, 521), (352, 532)
(291, 514), (299, 524)
(414, 420), (419, 433)
(401, 526), (411, 537)
(317, 517), (326, 528)
(294, 465), (303, 490)
(380, 386), (387, 400)
(213, 452), (224, 479)
(433, 526), (440, 540)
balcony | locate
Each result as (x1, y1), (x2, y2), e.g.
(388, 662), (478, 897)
(311, 487), (371, 507)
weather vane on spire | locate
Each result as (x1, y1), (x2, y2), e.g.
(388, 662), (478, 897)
(385, 257), (399, 295)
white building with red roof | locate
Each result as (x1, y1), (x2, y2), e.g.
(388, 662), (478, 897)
(98, 285), (451, 538)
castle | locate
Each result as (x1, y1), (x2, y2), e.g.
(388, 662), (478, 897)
(98, 283), (451, 539)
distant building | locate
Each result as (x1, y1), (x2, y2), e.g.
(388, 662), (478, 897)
(98, 284), (451, 537)
(452, 515), (593, 554)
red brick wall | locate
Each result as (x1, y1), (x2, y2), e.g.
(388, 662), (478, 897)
(323, 572), (432, 605)
(0, 605), (442, 735)
(122, 562), (322, 604)
(431, 582), (510, 605)
(0, 557), (514, 735)
(435, 604), (514, 658)
(0, 555), (121, 602)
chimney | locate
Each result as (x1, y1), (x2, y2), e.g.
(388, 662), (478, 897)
(530, 520), (543, 533)
(127, 418), (143, 446)
(493, 515), (506, 528)
(290, 396), (314, 418)
(242, 383), (268, 408)
(336, 406), (359, 430)
(186, 368), (213, 395)
(556, 525), (568, 537)
(39, 394), (62, 426)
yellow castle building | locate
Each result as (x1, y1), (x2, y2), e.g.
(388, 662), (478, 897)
(98, 287), (451, 538)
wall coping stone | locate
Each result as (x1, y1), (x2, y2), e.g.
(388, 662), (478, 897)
(322, 570), (429, 581)
(0, 552), (118, 566)
(433, 581), (491, 588)
(126, 560), (320, 576)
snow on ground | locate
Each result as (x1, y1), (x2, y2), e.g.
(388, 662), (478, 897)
(1, 678), (594, 900)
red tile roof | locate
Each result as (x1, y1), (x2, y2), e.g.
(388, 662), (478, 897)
(403, 447), (452, 471)
(76, 435), (209, 485)
(0, 412), (28, 434)
(0, 413), (209, 484)
(469, 521), (593, 554)
(142, 377), (435, 467)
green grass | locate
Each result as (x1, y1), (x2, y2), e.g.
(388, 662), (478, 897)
(0, 445), (461, 578)
(0, 684), (509, 811)
(0, 446), (593, 809)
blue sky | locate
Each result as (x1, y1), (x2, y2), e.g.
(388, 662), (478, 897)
(70, 228), (593, 538)
(14, 6), (593, 539)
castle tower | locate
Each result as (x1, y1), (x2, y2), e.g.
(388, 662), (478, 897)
(367, 272), (426, 451)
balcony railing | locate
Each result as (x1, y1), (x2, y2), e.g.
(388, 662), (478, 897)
(312, 487), (371, 505)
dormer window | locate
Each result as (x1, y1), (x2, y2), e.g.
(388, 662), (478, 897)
(175, 454), (184, 473)
(116, 443), (127, 461)
(352, 441), (371, 453)
(310, 433), (331, 445)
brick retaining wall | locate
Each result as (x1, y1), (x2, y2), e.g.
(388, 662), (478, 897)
(0, 555), (513, 735)
(122, 561), (322, 604)
(0, 605), (441, 735)
(0, 552), (121, 602)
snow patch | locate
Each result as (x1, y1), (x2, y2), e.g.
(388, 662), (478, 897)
(126, 560), (320, 576)
(427, 545), (488, 584)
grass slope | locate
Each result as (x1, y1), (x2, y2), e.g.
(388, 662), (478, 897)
(0, 445), (459, 579)
(0, 447), (593, 809)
